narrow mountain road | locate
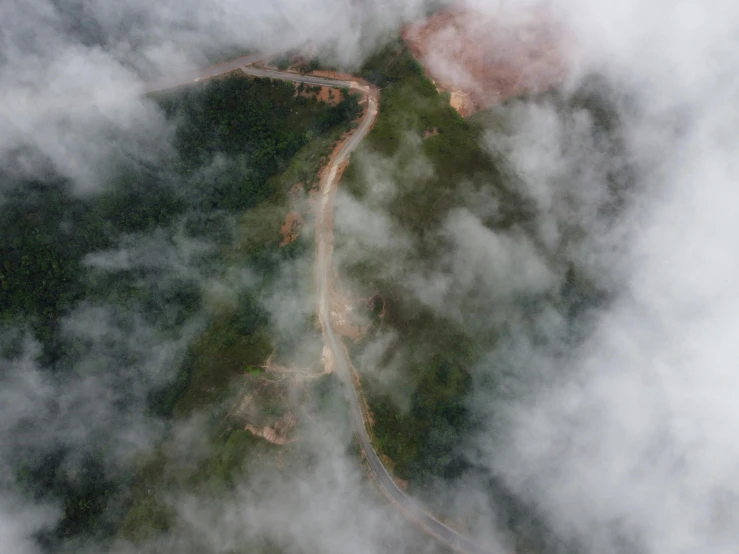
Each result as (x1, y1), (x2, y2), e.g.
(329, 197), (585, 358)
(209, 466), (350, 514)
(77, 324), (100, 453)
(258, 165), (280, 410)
(242, 64), (499, 554)
(145, 52), (269, 92)
(151, 57), (498, 554)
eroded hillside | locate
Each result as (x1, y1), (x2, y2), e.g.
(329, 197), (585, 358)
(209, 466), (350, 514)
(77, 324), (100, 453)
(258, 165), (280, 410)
(402, 4), (569, 116)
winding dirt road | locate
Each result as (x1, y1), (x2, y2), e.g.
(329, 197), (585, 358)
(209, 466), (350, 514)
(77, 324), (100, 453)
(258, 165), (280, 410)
(153, 57), (497, 554)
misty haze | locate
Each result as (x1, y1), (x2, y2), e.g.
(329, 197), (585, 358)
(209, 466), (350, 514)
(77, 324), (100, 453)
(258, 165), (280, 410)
(2, 1), (738, 554)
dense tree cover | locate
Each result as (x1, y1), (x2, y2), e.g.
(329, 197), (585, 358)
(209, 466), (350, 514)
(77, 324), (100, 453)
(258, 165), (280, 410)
(0, 179), (109, 322)
(2, 75), (355, 324)
(2, 73), (359, 551)
(370, 351), (473, 482)
(162, 77), (306, 211)
(16, 449), (124, 548)
(160, 75), (360, 213)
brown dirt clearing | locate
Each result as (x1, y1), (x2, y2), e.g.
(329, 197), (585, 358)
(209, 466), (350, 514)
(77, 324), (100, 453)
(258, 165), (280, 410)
(279, 210), (303, 246)
(423, 127), (440, 139)
(245, 412), (297, 446)
(329, 286), (370, 341)
(402, 3), (571, 117)
(294, 82), (342, 105)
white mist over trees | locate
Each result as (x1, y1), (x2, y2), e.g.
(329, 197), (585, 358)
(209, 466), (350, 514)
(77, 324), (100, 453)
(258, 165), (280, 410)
(2, 0), (739, 553)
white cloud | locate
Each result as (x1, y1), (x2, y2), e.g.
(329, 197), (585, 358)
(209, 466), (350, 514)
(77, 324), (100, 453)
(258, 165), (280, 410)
(7, 0), (739, 552)
(463, 1), (739, 553)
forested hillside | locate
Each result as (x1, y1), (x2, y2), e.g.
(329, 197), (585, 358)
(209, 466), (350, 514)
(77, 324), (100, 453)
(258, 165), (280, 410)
(339, 41), (630, 554)
(2, 42), (631, 554)
(1, 73), (360, 551)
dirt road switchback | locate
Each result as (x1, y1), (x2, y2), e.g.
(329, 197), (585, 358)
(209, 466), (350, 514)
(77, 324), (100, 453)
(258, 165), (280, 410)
(240, 65), (500, 554)
(154, 57), (501, 554)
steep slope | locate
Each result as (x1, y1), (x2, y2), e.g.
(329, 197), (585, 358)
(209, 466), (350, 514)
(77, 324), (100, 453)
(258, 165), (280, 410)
(402, 5), (569, 116)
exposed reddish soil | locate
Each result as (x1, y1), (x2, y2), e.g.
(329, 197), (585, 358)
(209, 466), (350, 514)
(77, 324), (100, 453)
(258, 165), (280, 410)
(329, 286), (369, 341)
(402, 3), (569, 116)
(449, 91), (476, 118)
(309, 83), (376, 195)
(294, 82), (342, 105)
(245, 412), (297, 445)
(288, 181), (305, 200)
(423, 127), (440, 139)
(279, 210), (303, 246)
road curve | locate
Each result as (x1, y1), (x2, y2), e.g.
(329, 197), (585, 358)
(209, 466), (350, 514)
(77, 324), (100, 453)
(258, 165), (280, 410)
(151, 57), (497, 554)
(239, 66), (498, 554)
(145, 52), (270, 92)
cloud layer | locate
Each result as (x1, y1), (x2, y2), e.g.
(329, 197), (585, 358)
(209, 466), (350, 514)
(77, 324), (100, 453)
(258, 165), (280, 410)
(450, 1), (739, 553)
(5, 0), (739, 553)
(0, 0), (436, 190)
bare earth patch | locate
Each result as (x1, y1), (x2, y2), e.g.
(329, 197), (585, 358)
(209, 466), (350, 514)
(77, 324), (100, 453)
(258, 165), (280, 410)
(449, 91), (475, 118)
(423, 127), (441, 139)
(227, 349), (329, 446)
(294, 82), (342, 105)
(402, 3), (570, 116)
(321, 343), (335, 375)
(279, 210), (303, 246)
(245, 412), (297, 446)
(262, 349), (329, 381)
(330, 286), (370, 341)
(288, 181), (305, 199)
